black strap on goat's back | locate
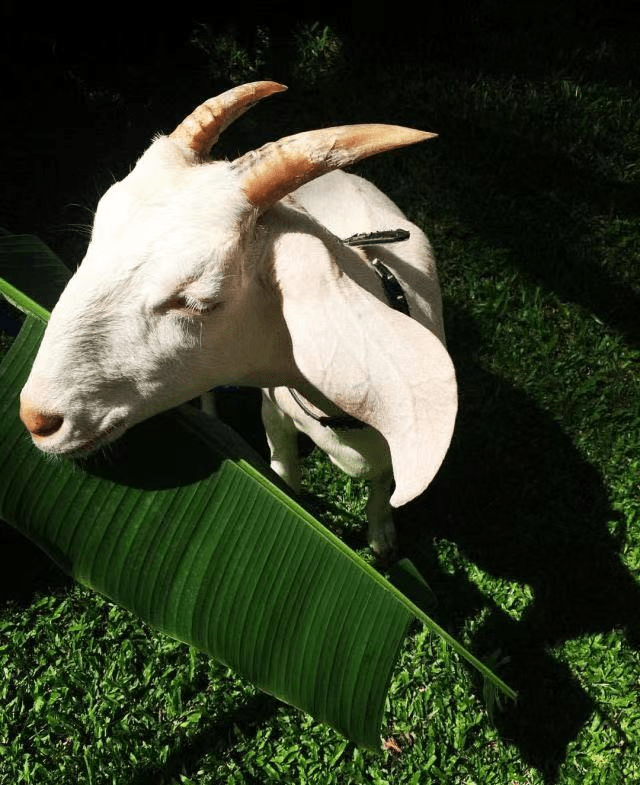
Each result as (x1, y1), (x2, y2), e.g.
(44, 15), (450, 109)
(343, 229), (410, 247)
(345, 229), (411, 317)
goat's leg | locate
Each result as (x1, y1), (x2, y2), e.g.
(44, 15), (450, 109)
(261, 392), (301, 493)
(199, 390), (217, 416)
(366, 471), (396, 556)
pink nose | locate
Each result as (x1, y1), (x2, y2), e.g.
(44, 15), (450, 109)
(19, 404), (64, 437)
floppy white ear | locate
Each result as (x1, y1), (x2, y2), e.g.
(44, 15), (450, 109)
(274, 231), (457, 508)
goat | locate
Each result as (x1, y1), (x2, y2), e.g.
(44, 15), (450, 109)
(19, 82), (457, 555)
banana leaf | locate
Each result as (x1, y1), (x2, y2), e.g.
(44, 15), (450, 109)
(0, 233), (515, 750)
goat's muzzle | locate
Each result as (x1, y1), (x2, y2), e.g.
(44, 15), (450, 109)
(19, 403), (64, 438)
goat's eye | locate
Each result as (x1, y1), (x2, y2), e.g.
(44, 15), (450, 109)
(157, 294), (220, 317)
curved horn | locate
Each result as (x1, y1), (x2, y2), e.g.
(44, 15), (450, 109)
(169, 81), (287, 158)
(232, 124), (436, 208)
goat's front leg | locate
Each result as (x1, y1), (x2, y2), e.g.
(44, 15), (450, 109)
(199, 390), (217, 416)
(261, 392), (301, 493)
(366, 470), (396, 556)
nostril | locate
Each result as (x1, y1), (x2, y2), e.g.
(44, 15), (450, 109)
(19, 405), (64, 438)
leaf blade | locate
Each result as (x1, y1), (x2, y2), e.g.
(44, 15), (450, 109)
(0, 233), (71, 319)
(0, 316), (413, 748)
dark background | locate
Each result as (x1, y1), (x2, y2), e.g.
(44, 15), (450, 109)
(2, 0), (638, 257)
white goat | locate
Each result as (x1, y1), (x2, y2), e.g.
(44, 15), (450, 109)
(19, 82), (457, 555)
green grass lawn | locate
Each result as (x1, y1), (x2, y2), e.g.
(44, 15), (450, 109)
(1, 11), (639, 784)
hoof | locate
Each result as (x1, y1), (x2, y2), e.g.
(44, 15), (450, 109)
(368, 523), (398, 561)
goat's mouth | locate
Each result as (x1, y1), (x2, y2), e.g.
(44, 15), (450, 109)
(67, 420), (129, 458)
(36, 417), (129, 459)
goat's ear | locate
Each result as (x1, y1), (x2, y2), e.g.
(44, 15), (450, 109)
(276, 237), (457, 508)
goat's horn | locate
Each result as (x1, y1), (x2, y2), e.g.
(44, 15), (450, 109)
(169, 81), (287, 157)
(232, 124), (436, 208)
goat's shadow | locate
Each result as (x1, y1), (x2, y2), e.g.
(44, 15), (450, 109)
(392, 310), (638, 783)
(429, 121), (640, 351)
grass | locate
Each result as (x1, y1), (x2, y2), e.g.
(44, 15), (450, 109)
(2, 8), (639, 783)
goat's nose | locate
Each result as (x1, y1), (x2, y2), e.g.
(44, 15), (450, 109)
(19, 404), (64, 437)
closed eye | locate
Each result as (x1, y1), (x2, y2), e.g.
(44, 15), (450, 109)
(156, 294), (221, 317)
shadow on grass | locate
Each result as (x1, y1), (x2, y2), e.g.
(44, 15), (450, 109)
(431, 121), (640, 349)
(131, 691), (280, 785)
(0, 521), (71, 605)
(395, 312), (639, 783)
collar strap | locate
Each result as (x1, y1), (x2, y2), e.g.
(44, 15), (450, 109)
(288, 388), (367, 430)
(288, 229), (411, 430)
(346, 229), (410, 317)
(344, 229), (410, 246)
(370, 258), (410, 317)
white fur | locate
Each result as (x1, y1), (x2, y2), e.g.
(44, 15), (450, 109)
(20, 122), (457, 556)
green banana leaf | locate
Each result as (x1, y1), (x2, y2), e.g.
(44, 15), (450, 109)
(0, 232), (72, 321)
(0, 233), (515, 750)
